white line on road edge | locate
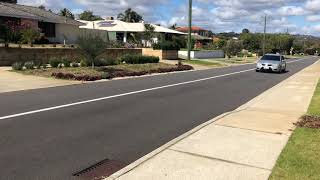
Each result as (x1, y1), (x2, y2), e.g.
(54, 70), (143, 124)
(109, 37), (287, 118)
(0, 57), (310, 120)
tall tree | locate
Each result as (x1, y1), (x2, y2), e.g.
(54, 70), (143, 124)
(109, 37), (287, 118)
(117, 8), (143, 23)
(79, 11), (103, 21)
(59, 8), (75, 20)
(224, 39), (244, 58)
(242, 28), (250, 34)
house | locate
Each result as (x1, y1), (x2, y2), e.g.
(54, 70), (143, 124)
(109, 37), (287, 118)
(0, 2), (84, 44)
(79, 19), (186, 45)
(176, 26), (213, 48)
(175, 26), (212, 37)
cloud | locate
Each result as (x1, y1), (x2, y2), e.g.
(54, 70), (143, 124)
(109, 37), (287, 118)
(17, 0), (320, 36)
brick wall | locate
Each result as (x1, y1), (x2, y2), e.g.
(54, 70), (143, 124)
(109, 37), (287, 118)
(0, 47), (142, 66)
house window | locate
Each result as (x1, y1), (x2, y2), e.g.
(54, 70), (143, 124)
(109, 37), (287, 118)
(38, 22), (56, 38)
(116, 32), (124, 42)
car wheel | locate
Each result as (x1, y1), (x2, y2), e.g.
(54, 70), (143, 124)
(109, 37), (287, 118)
(256, 69), (259, 72)
(283, 66), (286, 73)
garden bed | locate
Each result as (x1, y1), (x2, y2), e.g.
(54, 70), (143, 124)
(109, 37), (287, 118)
(19, 63), (193, 81)
(295, 115), (320, 129)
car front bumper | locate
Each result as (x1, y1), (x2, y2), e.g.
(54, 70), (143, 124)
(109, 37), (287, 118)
(256, 63), (281, 72)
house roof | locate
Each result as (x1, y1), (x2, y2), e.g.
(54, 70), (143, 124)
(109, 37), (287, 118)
(0, 2), (84, 26)
(79, 20), (186, 35)
(192, 34), (212, 40)
(176, 26), (207, 32)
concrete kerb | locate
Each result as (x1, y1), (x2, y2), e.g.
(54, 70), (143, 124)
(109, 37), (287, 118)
(106, 57), (320, 180)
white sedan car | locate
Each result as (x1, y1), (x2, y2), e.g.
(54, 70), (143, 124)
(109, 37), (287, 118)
(256, 54), (287, 73)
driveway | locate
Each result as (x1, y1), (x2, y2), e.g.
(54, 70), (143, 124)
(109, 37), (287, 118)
(0, 67), (80, 93)
(0, 57), (318, 180)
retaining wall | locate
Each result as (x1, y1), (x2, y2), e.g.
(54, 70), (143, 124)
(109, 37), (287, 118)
(0, 47), (142, 66)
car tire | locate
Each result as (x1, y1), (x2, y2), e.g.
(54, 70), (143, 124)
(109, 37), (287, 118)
(283, 66), (286, 73)
(256, 70), (259, 72)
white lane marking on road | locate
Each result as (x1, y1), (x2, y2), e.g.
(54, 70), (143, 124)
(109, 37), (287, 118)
(0, 57), (312, 120)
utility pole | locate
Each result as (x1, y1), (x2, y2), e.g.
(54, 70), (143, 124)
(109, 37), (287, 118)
(187, 0), (193, 62)
(263, 14), (267, 55)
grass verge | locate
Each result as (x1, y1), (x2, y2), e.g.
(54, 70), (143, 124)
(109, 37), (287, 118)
(269, 80), (320, 180)
(183, 60), (225, 67)
(183, 57), (258, 67)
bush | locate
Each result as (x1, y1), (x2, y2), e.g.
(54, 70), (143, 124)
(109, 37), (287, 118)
(71, 62), (80, 67)
(51, 72), (102, 81)
(62, 57), (71, 67)
(77, 34), (108, 68)
(80, 59), (88, 67)
(35, 61), (43, 69)
(49, 58), (62, 68)
(24, 61), (35, 70)
(20, 29), (40, 46)
(95, 58), (120, 66)
(12, 62), (24, 71)
(119, 54), (159, 64)
(153, 41), (181, 50)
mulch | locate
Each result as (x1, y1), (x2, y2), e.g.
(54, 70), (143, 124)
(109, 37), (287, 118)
(295, 115), (320, 129)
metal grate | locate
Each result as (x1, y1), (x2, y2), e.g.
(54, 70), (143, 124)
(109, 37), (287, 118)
(73, 159), (126, 180)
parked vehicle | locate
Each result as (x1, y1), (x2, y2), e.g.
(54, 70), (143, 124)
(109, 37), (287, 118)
(256, 54), (286, 73)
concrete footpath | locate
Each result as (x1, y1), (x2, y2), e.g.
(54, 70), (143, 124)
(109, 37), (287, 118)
(0, 67), (80, 93)
(107, 59), (320, 180)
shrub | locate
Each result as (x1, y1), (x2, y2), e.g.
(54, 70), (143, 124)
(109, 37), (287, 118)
(42, 63), (48, 69)
(24, 61), (35, 70)
(80, 59), (88, 67)
(35, 60), (43, 69)
(96, 58), (120, 66)
(12, 62), (24, 71)
(77, 34), (108, 68)
(62, 57), (71, 67)
(49, 58), (62, 68)
(71, 62), (80, 67)
(20, 29), (40, 46)
(118, 54), (159, 64)
(153, 41), (181, 50)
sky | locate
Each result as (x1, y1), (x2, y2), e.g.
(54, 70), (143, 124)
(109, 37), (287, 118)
(18, 0), (320, 36)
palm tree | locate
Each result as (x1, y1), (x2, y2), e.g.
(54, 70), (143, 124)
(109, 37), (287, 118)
(59, 8), (75, 20)
(117, 8), (143, 23)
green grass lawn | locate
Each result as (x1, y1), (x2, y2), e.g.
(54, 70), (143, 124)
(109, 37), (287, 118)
(182, 57), (258, 67)
(307, 81), (320, 116)
(269, 80), (320, 180)
(183, 60), (225, 67)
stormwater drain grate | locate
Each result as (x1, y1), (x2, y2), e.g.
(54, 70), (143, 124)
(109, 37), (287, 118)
(73, 159), (126, 180)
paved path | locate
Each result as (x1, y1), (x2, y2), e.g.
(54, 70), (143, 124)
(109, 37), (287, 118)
(0, 67), (79, 93)
(0, 57), (318, 180)
(109, 59), (320, 180)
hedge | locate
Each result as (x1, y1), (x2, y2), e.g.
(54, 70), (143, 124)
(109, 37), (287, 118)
(119, 54), (159, 64)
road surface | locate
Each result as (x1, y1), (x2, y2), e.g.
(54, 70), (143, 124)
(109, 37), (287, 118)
(0, 57), (318, 180)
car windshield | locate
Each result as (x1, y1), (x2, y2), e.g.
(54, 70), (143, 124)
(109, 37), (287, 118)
(261, 55), (281, 61)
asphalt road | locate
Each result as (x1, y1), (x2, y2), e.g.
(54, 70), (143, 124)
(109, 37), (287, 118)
(0, 57), (318, 180)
